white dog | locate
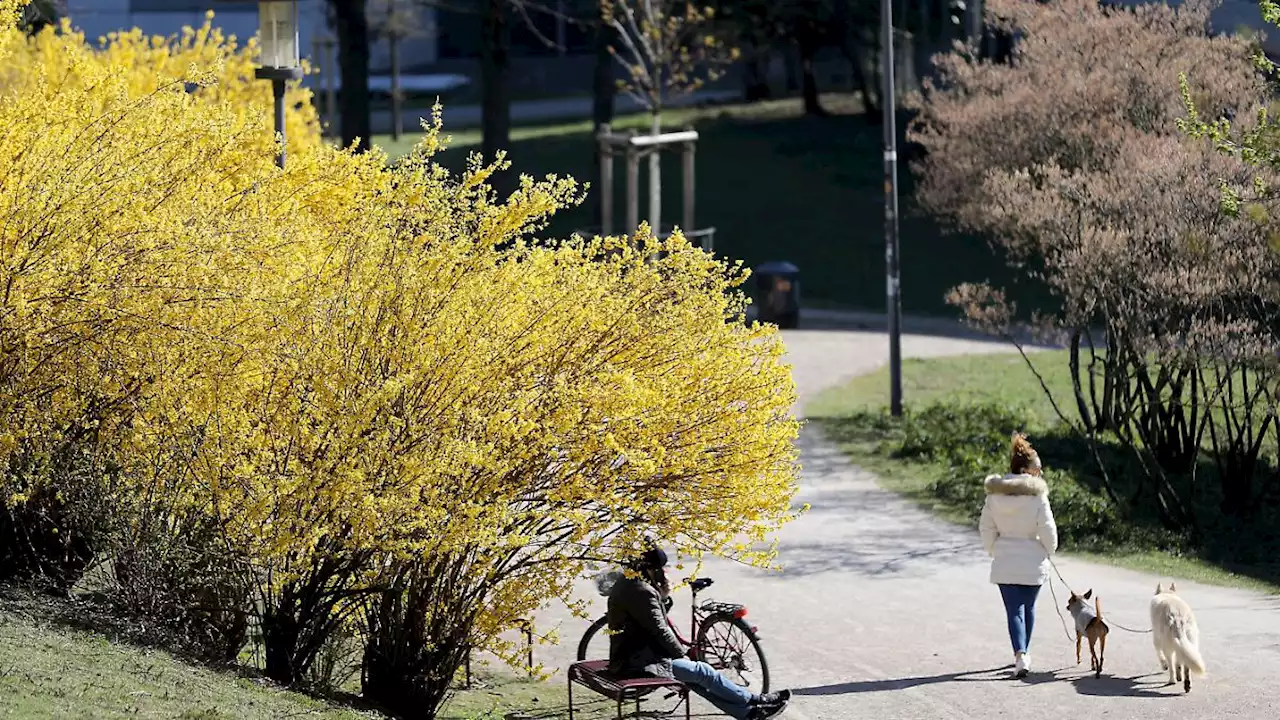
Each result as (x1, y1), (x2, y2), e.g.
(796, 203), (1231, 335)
(1150, 582), (1206, 693)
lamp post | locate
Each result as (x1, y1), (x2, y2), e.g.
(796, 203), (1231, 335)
(881, 0), (903, 417)
(254, 0), (303, 169)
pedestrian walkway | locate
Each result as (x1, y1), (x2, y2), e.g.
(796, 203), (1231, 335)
(536, 323), (1280, 718)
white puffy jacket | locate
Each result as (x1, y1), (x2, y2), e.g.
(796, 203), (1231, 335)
(979, 473), (1059, 586)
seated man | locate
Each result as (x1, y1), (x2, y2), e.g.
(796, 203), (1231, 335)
(607, 544), (790, 719)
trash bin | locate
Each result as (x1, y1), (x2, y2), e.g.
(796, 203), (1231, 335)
(753, 261), (800, 329)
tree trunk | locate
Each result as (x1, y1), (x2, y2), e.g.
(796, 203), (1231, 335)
(798, 40), (826, 116)
(480, 0), (512, 168)
(592, 21), (616, 230)
(743, 51), (771, 102)
(968, 0), (984, 45)
(332, 0), (371, 152)
(263, 604), (301, 686)
(592, 22), (616, 136)
(783, 44), (801, 94)
(390, 32), (402, 141)
(836, 8), (879, 119)
(361, 557), (479, 720)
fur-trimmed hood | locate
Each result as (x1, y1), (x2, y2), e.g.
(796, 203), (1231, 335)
(984, 473), (1048, 497)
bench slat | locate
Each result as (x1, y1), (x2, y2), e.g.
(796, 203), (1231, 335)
(569, 660), (687, 701)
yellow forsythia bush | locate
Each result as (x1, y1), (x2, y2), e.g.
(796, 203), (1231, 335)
(0, 3), (800, 706)
(2, 12), (323, 156)
(0, 7), (325, 588)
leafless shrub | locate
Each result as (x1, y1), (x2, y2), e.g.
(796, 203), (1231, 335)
(110, 516), (252, 665)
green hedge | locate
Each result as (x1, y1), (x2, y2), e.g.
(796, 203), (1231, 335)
(847, 402), (1182, 554)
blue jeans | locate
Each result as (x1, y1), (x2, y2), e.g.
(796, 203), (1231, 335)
(671, 658), (755, 719)
(998, 583), (1041, 655)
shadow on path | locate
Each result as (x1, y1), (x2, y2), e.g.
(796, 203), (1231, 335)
(1069, 672), (1178, 699)
(793, 666), (1011, 695)
(776, 537), (982, 579)
(767, 428), (985, 579)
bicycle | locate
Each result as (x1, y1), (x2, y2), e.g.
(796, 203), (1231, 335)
(576, 571), (771, 694)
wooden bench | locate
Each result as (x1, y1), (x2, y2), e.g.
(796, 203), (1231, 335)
(567, 660), (691, 720)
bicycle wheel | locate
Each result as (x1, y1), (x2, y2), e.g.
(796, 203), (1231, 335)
(576, 616), (609, 661)
(695, 614), (770, 694)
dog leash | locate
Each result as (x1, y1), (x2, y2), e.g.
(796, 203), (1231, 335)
(1048, 556), (1071, 589)
(1106, 618), (1153, 634)
(1045, 573), (1079, 645)
(1047, 557), (1152, 634)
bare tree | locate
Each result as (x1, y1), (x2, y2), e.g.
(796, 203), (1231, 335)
(326, 0), (576, 161)
(602, 0), (738, 236)
(370, 0), (430, 141)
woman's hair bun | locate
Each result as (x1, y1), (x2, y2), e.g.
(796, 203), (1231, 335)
(1010, 432), (1039, 473)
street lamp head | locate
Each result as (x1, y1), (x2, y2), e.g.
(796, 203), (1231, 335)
(246, 0), (302, 168)
(257, 0), (301, 72)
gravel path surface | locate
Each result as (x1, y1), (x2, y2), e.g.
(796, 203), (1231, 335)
(531, 324), (1280, 719)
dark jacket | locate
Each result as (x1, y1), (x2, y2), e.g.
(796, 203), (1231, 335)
(606, 574), (685, 678)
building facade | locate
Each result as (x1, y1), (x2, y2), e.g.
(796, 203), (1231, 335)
(62, 1), (594, 72)
(62, 1), (444, 73)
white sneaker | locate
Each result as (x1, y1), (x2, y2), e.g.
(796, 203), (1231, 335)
(1014, 653), (1030, 678)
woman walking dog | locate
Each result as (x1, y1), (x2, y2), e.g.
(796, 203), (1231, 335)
(980, 433), (1059, 678)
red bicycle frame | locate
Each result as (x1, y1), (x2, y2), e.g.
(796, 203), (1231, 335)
(661, 572), (754, 662)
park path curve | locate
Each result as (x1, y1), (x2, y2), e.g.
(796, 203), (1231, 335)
(533, 320), (1280, 719)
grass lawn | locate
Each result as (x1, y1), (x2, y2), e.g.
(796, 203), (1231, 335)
(0, 591), (609, 720)
(806, 351), (1280, 595)
(438, 674), (617, 720)
(0, 595), (374, 719)
(366, 89), (590, 113)
(371, 94), (1034, 316)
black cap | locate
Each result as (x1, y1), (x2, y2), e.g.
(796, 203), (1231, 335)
(639, 546), (668, 570)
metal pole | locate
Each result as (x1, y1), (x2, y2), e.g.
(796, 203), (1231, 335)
(323, 39), (336, 129)
(599, 124), (613, 236)
(524, 620), (534, 677)
(311, 33), (320, 107)
(882, 0), (903, 416)
(556, 0), (567, 54)
(648, 113), (661, 238)
(625, 144), (640, 236)
(273, 77), (287, 169)
(682, 136), (695, 248)
(390, 30), (403, 141)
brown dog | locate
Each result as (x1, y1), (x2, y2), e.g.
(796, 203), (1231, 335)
(1067, 589), (1110, 678)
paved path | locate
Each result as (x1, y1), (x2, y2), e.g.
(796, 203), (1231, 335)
(533, 324), (1280, 718)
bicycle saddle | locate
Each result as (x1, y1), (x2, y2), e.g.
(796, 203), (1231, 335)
(687, 577), (714, 592)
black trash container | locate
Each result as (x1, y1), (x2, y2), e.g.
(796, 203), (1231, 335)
(753, 261), (800, 329)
